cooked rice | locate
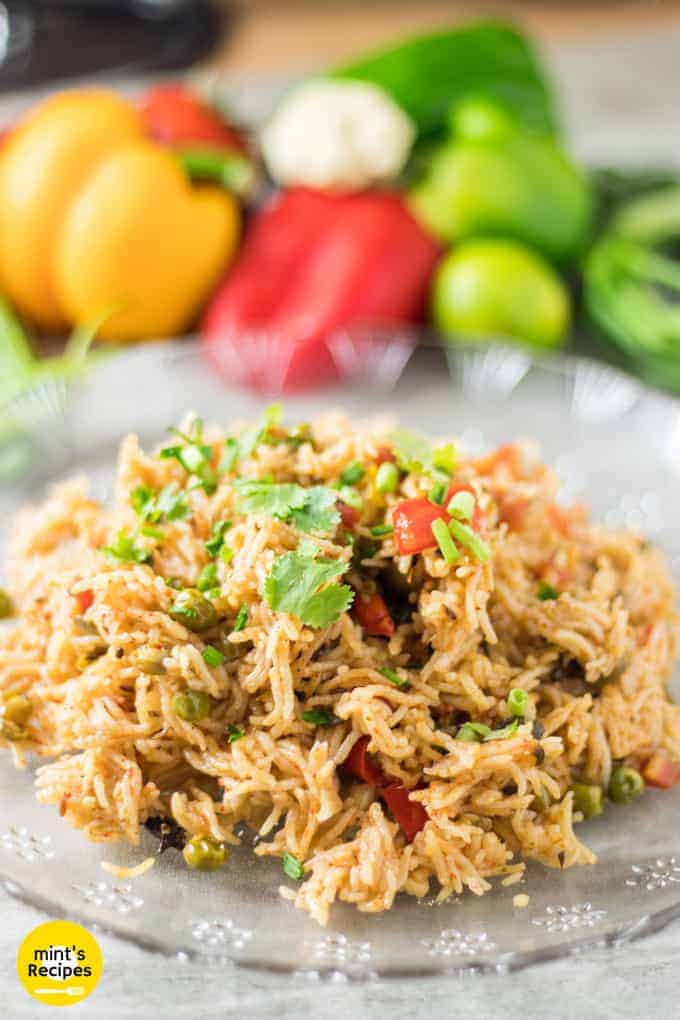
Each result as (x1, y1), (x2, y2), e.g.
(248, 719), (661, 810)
(1, 411), (679, 926)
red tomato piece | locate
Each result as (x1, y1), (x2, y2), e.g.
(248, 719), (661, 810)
(498, 495), (529, 531)
(643, 752), (680, 788)
(139, 83), (247, 153)
(353, 592), (395, 638)
(343, 736), (388, 787)
(393, 498), (446, 556)
(75, 589), (94, 613)
(381, 782), (429, 843)
(375, 446), (395, 465)
(337, 500), (360, 529)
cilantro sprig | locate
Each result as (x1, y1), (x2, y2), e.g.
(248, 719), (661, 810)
(235, 480), (340, 534)
(389, 429), (457, 481)
(264, 548), (353, 628)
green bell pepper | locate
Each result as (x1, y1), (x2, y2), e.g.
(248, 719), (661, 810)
(410, 98), (592, 264)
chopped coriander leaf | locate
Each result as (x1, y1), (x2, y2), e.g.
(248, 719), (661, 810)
(302, 707), (338, 726)
(234, 480), (340, 534)
(370, 523), (394, 537)
(379, 667), (409, 689)
(340, 460), (365, 486)
(375, 461), (399, 494)
(337, 486), (362, 511)
(264, 550), (353, 628)
(448, 518), (490, 563)
(508, 687), (528, 717)
(235, 479), (306, 518)
(140, 524), (164, 540)
(205, 520), (232, 557)
(429, 481), (447, 505)
(432, 517), (459, 564)
(448, 490), (475, 522)
(432, 443), (457, 476)
(282, 851), (305, 881)
(197, 563), (218, 592)
(537, 581), (559, 601)
(219, 438), (238, 474)
(160, 424), (216, 494)
(204, 587), (222, 601)
(102, 529), (151, 564)
(227, 723), (245, 743)
(130, 485), (154, 517)
(234, 604), (249, 631)
(202, 645), (225, 667)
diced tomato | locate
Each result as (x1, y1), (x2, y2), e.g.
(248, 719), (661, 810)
(337, 500), (360, 529)
(393, 498), (446, 556)
(498, 496), (529, 532)
(139, 83), (247, 153)
(375, 446), (395, 465)
(382, 782), (429, 843)
(343, 736), (388, 787)
(393, 483), (482, 557)
(473, 444), (523, 477)
(643, 751), (680, 788)
(75, 589), (94, 613)
(353, 591), (395, 638)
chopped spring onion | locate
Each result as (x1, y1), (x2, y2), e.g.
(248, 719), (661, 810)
(432, 443), (457, 476)
(370, 523), (394, 537)
(234, 604), (248, 632)
(447, 518), (489, 563)
(228, 724), (245, 743)
(508, 687), (528, 717)
(205, 520), (232, 557)
(429, 481), (447, 505)
(282, 852), (305, 881)
(340, 460), (365, 486)
(220, 544), (234, 565)
(537, 581), (559, 601)
(219, 438), (238, 474)
(375, 461), (399, 494)
(379, 667), (409, 689)
(447, 490), (475, 522)
(202, 645), (225, 668)
(197, 562), (218, 592)
(456, 721), (491, 742)
(140, 524), (164, 540)
(431, 517), (459, 564)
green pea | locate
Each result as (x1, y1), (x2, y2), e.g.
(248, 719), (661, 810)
(608, 766), (645, 804)
(172, 689), (211, 723)
(0, 589), (14, 619)
(182, 834), (227, 871)
(169, 588), (217, 632)
(136, 652), (166, 675)
(1, 694), (31, 741)
(571, 782), (603, 819)
(375, 461), (399, 494)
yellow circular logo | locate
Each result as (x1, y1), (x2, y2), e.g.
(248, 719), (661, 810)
(17, 920), (102, 1007)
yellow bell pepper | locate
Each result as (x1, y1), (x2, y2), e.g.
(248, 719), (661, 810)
(0, 89), (239, 341)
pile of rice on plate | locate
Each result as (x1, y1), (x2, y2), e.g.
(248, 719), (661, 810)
(1, 407), (680, 926)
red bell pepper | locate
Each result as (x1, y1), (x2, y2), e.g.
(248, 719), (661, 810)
(381, 782), (429, 844)
(200, 187), (441, 391)
(139, 83), (247, 153)
(343, 736), (388, 787)
(643, 751), (680, 789)
(342, 737), (429, 841)
(393, 483), (482, 557)
(353, 591), (395, 638)
(74, 589), (94, 613)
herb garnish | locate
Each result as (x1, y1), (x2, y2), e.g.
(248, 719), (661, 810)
(102, 528), (151, 564)
(264, 548), (353, 628)
(282, 851), (305, 881)
(235, 480), (340, 534)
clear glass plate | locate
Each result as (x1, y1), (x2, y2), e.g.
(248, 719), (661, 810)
(2, 340), (680, 979)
